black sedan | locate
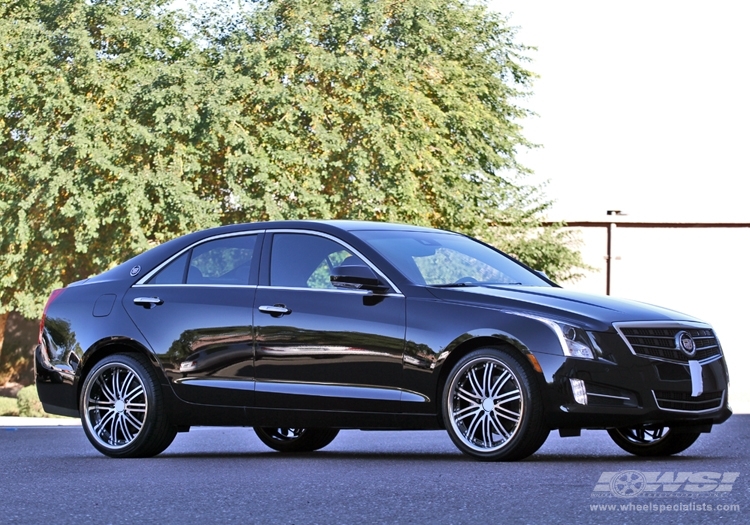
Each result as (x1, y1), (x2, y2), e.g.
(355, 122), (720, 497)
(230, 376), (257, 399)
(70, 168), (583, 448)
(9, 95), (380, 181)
(35, 221), (731, 460)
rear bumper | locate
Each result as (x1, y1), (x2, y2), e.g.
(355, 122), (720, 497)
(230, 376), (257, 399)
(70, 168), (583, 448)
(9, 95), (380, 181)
(34, 344), (79, 418)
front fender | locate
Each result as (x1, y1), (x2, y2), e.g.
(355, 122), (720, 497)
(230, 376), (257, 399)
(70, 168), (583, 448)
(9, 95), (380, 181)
(402, 297), (567, 416)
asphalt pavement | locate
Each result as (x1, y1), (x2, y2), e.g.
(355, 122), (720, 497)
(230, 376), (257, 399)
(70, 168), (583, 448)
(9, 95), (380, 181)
(1, 415), (747, 524)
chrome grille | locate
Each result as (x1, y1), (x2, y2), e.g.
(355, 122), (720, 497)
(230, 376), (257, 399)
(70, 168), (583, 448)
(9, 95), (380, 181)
(617, 326), (721, 363)
(653, 390), (724, 412)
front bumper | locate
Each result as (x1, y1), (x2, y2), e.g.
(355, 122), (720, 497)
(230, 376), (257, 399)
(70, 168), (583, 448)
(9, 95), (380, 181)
(534, 335), (732, 431)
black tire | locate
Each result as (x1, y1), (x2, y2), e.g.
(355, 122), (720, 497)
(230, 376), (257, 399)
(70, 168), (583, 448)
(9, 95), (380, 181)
(80, 353), (177, 458)
(607, 426), (701, 456)
(254, 427), (340, 452)
(442, 348), (549, 461)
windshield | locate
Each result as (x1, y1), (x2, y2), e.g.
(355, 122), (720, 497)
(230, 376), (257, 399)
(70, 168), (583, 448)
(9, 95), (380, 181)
(353, 230), (551, 287)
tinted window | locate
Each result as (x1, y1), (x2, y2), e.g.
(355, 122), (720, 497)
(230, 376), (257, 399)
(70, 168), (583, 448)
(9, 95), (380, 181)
(270, 234), (363, 289)
(353, 230), (549, 286)
(149, 252), (189, 285)
(149, 235), (257, 285)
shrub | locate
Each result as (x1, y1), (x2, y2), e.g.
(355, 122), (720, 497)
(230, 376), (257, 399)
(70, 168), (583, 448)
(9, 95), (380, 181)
(0, 396), (19, 416)
(17, 385), (49, 418)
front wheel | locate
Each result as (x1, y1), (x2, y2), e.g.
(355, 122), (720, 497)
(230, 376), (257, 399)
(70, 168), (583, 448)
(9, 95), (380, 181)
(442, 348), (549, 461)
(608, 426), (701, 456)
(80, 353), (177, 458)
(254, 427), (339, 452)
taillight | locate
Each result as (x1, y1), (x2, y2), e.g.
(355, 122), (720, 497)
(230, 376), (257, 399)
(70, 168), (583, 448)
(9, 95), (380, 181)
(38, 288), (65, 345)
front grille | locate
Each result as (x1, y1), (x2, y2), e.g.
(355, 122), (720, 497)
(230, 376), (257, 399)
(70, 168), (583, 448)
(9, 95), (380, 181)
(653, 390), (724, 412)
(618, 326), (721, 362)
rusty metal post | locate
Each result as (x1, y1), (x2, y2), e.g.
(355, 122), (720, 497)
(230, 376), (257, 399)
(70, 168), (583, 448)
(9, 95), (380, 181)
(606, 221), (615, 295)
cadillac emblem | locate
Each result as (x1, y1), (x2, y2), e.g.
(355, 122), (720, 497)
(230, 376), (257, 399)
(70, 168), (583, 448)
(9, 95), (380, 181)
(675, 330), (696, 357)
(129, 265), (141, 277)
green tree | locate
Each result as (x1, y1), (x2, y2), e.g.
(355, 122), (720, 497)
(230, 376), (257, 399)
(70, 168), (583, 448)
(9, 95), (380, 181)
(195, 0), (585, 277)
(0, 0), (217, 329)
(1, 0), (587, 367)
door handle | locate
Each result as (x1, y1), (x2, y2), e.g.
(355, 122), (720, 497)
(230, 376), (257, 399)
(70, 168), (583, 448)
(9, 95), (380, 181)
(258, 304), (291, 316)
(133, 297), (164, 309)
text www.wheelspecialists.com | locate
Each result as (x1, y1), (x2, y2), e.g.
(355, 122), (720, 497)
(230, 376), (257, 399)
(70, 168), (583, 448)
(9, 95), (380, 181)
(589, 502), (740, 513)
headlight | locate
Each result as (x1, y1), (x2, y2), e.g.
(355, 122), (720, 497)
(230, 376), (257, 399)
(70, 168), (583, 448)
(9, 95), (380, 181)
(556, 322), (596, 359)
(506, 312), (596, 359)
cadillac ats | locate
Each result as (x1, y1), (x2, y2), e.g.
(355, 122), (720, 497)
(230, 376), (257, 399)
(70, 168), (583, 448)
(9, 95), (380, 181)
(35, 221), (731, 460)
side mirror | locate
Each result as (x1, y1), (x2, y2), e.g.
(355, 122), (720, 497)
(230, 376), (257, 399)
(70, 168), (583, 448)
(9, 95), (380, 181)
(330, 264), (388, 293)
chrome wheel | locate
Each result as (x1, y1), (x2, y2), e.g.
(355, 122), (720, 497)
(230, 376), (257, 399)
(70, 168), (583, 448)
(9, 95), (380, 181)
(265, 428), (304, 442)
(443, 348), (548, 461)
(608, 425), (701, 456)
(617, 426), (668, 444)
(80, 353), (177, 458)
(84, 362), (147, 449)
(448, 356), (523, 452)
(254, 427), (339, 452)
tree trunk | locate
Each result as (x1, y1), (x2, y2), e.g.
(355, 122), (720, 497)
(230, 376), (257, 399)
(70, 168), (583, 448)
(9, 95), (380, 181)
(0, 311), (9, 385)
(0, 312), (38, 386)
(0, 311), (8, 364)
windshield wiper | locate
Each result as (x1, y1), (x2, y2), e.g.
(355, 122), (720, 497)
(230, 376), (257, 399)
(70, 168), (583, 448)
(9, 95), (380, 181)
(431, 281), (524, 288)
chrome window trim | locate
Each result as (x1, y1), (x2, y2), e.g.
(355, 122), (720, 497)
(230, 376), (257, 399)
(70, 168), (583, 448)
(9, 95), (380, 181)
(135, 230), (264, 286)
(256, 285), (404, 298)
(266, 229), (402, 295)
(134, 284), (258, 288)
(133, 228), (402, 294)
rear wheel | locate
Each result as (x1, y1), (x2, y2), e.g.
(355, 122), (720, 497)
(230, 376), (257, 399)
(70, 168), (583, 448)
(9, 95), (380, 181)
(608, 426), (701, 456)
(254, 427), (340, 452)
(80, 353), (177, 458)
(442, 348), (548, 461)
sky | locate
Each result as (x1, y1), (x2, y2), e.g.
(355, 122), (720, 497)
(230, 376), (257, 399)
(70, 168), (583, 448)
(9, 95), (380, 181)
(487, 0), (750, 222)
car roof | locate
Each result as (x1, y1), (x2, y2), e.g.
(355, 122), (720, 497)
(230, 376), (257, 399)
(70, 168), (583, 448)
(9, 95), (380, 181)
(306, 220), (441, 232)
(79, 220), (450, 286)
(209, 219), (445, 233)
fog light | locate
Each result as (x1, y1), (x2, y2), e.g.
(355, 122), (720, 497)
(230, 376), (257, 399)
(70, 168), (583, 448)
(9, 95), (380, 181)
(570, 378), (588, 405)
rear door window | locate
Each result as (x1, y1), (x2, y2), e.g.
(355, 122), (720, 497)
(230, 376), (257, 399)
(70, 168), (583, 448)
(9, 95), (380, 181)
(148, 235), (258, 285)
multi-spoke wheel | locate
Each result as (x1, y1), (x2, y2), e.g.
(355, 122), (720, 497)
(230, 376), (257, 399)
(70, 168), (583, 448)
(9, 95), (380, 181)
(254, 427), (339, 452)
(443, 348), (548, 461)
(80, 353), (176, 458)
(608, 426), (701, 456)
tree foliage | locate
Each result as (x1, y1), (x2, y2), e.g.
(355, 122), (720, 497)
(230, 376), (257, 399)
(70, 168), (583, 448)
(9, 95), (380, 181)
(1, 0), (587, 324)
(0, 0), (217, 319)
(197, 0), (535, 225)
(193, 0), (587, 277)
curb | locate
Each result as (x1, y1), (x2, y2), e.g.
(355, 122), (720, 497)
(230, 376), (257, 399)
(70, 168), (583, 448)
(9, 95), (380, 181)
(0, 416), (80, 427)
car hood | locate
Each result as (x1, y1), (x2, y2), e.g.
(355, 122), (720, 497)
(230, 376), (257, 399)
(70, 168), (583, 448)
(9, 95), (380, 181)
(427, 285), (704, 332)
